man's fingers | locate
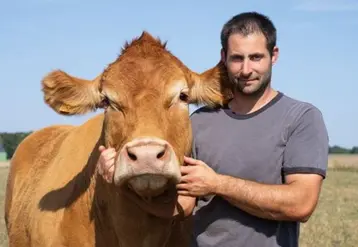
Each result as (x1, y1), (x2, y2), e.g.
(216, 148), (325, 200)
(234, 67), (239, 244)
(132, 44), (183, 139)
(99, 157), (115, 175)
(99, 149), (116, 166)
(106, 164), (115, 181)
(104, 157), (115, 170)
(179, 174), (191, 184)
(98, 165), (104, 175)
(102, 160), (115, 183)
(108, 164), (115, 174)
(99, 145), (106, 152)
(105, 173), (113, 183)
(183, 156), (196, 165)
(97, 146), (116, 184)
(180, 165), (195, 175)
(176, 183), (189, 191)
(102, 148), (116, 157)
(184, 156), (202, 166)
(177, 190), (191, 196)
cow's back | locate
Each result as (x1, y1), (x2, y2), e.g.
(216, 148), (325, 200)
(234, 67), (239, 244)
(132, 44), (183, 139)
(5, 114), (104, 247)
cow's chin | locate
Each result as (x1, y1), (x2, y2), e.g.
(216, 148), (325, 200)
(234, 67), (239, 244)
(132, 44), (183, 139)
(115, 169), (181, 204)
(125, 174), (178, 204)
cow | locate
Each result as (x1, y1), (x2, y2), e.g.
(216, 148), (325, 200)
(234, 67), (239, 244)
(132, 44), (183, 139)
(4, 31), (232, 247)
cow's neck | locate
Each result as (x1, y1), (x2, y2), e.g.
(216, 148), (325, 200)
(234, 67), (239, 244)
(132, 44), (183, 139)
(90, 180), (175, 247)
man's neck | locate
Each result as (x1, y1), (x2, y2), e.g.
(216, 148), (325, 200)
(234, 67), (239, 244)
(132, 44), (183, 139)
(228, 87), (278, 115)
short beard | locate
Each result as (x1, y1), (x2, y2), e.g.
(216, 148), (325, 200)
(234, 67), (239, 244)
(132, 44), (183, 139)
(230, 74), (271, 98)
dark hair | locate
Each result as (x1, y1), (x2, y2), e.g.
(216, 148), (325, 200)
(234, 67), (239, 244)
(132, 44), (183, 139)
(221, 12), (277, 56)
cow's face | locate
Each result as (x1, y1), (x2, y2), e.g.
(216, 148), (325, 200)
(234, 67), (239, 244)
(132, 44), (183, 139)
(100, 66), (192, 199)
(41, 32), (231, 203)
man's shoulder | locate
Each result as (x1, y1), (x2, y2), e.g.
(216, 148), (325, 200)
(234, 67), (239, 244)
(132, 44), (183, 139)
(189, 104), (225, 132)
(279, 94), (327, 139)
(189, 105), (223, 120)
(279, 93), (323, 120)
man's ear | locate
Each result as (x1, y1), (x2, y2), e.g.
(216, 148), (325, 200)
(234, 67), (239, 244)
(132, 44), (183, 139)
(189, 61), (233, 108)
(220, 48), (226, 64)
(271, 46), (279, 65)
(41, 70), (105, 115)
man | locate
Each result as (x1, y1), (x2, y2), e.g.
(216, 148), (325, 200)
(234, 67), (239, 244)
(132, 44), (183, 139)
(97, 12), (329, 247)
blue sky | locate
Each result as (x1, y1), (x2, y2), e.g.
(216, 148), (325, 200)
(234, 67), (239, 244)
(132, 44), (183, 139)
(1, 0), (357, 148)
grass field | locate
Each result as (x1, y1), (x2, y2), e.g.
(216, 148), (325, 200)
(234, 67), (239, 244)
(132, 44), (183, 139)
(0, 155), (357, 246)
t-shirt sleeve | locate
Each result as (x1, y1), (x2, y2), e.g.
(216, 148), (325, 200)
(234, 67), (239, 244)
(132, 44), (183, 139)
(282, 106), (329, 179)
(191, 137), (197, 159)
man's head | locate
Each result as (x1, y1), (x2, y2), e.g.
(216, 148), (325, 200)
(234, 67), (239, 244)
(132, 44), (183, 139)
(220, 12), (279, 96)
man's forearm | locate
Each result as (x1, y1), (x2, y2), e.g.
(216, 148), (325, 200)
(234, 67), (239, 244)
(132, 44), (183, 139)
(214, 174), (312, 222)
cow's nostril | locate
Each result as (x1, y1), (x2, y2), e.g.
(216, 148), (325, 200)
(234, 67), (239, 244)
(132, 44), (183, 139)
(157, 150), (166, 159)
(127, 150), (137, 161)
(125, 142), (168, 162)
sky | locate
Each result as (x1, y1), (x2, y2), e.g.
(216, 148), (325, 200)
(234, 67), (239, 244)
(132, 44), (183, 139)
(0, 0), (357, 148)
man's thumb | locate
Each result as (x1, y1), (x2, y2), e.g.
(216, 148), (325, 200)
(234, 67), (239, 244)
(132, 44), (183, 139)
(98, 145), (106, 152)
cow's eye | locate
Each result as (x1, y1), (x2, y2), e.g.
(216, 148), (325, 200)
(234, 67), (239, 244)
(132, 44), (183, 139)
(179, 92), (189, 102)
(98, 96), (110, 109)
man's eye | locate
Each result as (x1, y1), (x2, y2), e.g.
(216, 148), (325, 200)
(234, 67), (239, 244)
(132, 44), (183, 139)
(251, 55), (262, 61)
(230, 56), (243, 62)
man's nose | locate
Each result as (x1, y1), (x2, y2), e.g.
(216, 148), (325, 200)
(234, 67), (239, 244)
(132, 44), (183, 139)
(241, 60), (252, 76)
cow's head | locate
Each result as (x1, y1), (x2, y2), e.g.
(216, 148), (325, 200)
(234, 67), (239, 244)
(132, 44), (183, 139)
(41, 32), (232, 204)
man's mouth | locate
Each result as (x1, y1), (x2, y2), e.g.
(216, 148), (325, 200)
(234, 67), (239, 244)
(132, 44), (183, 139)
(239, 78), (257, 82)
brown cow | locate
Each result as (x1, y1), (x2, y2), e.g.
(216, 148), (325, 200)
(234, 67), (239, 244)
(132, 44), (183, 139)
(4, 32), (232, 247)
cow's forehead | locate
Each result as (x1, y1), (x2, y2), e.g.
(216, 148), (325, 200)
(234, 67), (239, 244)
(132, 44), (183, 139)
(102, 60), (187, 93)
(98, 31), (193, 107)
(102, 37), (189, 87)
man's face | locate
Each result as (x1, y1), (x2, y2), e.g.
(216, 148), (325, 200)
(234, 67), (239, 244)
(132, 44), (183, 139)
(221, 32), (278, 96)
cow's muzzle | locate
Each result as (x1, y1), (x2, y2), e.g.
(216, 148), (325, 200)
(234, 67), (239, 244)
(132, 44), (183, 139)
(113, 137), (181, 198)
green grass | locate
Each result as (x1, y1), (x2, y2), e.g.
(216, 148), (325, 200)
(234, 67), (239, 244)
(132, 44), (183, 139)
(0, 164), (357, 246)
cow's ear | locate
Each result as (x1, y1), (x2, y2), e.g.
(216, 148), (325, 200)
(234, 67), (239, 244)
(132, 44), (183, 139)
(41, 70), (105, 115)
(189, 61), (233, 108)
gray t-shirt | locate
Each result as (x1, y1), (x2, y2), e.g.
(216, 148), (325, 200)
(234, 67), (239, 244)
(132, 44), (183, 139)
(189, 92), (329, 247)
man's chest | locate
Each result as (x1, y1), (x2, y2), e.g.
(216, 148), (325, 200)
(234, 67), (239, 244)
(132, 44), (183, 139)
(192, 120), (287, 184)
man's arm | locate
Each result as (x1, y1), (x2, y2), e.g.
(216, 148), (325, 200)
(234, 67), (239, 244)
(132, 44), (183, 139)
(214, 173), (323, 222)
(179, 157), (323, 222)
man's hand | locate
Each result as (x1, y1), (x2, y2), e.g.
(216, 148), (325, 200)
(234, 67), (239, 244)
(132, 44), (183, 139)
(176, 156), (219, 197)
(97, 145), (116, 183)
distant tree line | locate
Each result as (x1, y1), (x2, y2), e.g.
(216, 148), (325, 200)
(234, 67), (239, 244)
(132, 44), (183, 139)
(0, 132), (33, 159)
(329, 145), (358, 154)
(0, 131), (357, 160)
